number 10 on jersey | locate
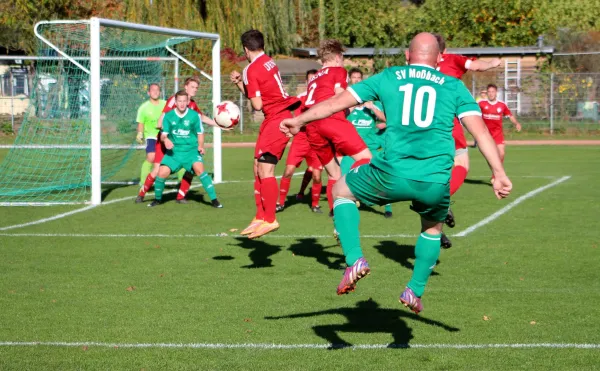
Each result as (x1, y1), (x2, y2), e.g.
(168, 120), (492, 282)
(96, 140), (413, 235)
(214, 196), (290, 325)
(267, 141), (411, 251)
(399, 83), (437, 128)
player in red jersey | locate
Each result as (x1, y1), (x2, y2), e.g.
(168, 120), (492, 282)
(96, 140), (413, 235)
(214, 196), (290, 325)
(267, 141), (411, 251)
(282, 39), (371, 215)
(479, 83), (522, 181)
(435, 34), (502, 248)
(230, 30), (300, 239)
(276, 69), (325, 214)
(136, 77), (220, 205)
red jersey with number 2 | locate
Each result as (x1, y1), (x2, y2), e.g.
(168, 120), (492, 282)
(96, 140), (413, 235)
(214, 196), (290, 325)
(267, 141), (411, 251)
(243, 53), (298, 118)
(437, 54), (474, 79)
(304, 66), (348, 121)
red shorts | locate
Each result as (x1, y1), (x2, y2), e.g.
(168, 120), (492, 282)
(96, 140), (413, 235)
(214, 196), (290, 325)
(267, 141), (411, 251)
(490, 130), (505, 145)
(306, 117), (367, 166)
(286, 130), (323, 170)
(154, 133), (166, 164)
(254, 110), (293, 160)
(452, 117), (467, 151)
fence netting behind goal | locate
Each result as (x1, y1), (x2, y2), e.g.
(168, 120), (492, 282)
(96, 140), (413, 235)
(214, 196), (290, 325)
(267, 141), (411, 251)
(0, 22), (215, 205)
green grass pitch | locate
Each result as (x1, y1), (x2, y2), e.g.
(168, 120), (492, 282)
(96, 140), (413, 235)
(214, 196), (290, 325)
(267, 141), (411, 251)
(0, 145), (599, 370)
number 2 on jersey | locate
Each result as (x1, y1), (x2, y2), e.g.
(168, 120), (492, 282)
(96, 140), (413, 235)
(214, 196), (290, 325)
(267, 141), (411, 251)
(305, 82), (317, 105)
(399, 83), (436, 128)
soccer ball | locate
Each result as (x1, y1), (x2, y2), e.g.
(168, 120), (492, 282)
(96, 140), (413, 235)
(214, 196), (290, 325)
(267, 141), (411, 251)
(214, 101), (240, 129)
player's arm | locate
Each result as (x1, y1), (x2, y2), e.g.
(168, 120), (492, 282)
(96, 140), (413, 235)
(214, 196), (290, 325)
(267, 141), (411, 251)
(507, 114), (522, 132)
(135, 106), (145, 143)
(230, 71), (246, 94)
(462, 115), (511, 199)
(157, 112), (166, 130)
(197, 133), (205, 155)
(468, 58), (502, 72)
(160, 131), (173, 150)
(200, 112), (218, 128)
(364, 101), (386, 127)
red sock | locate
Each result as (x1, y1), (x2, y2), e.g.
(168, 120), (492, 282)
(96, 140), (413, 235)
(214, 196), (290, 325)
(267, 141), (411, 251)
(298, 169), (313, 195)
(139, 173), (156, 197)
(450, 165), (468, 196)
(177, 173), (193, 200)
(326, 179), (337, 212)
(279, 177), (291, 206)
(254, 176), (264, 220)
(311, 181), (321, 208)
(261, 177), (278, 223)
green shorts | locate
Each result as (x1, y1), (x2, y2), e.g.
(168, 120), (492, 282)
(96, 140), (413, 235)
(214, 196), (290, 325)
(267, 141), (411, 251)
(345, 163), (450, 222)
(161, 150), (203, 173)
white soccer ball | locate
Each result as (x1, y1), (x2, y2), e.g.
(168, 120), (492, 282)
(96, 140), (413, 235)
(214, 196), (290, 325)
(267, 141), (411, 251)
(214, 101), (241, 129)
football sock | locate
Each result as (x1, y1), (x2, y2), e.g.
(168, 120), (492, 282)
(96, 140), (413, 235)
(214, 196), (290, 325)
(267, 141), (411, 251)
(326, 179), (337, 212)
(449, 165), (468, 196)
(254, 176), (264, 220)
(339, 156), (354, 175)
(154, 177), (166, 202)
(139, 161), (153, 187)
(139, 173), (155, 197)
(407, 232), (442, 297)
(333, 198), (362, 266)
(176, 168), (186, 182)
(177, 173), (193, 200)
(198, 172), (217, 200)
(298, 169), (313, 195)
(261, 177), (278, 223)
(311, 181), (321, 207)
(384, 204), (392, 213)
(279, 177), (291, 205)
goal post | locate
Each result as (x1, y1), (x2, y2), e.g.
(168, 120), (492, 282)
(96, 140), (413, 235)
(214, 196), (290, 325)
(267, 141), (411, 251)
(0, 18), (221, 206)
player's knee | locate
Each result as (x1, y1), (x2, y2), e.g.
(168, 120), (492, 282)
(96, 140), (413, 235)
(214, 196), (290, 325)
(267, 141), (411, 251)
(146, 153), (155, 162)
(312, 170), (322, 183)
(282, 166), (295, 178)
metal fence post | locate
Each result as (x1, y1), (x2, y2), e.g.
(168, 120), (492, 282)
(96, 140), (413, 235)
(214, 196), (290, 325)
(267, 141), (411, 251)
(239, 91), (244, 134)
(550, 73), (554, 135)
(10, 71), (15, 133)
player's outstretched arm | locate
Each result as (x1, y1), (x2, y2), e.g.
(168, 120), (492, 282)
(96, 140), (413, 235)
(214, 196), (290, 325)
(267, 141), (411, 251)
(509, 115), (522, 132)
(469, 58), (502, 72)
(280, 91), (358, 136)
(461, 115), (512, 199)
(200, 113), (218, 128)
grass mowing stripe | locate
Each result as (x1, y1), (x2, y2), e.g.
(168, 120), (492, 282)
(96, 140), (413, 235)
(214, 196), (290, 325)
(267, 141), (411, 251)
(0, 341), (598, 350)
(454, 176), (571, 237)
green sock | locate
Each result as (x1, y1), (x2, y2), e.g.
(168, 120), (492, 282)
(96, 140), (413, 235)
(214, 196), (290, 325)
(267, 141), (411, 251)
(176, 168), (186, 182)
(139, 161), (153, 186)
(199, 172), (217, 200)
(339, 156), (354, 176)
(384, 204), (392, 213)
(154, 177), (166, 201)
(333, 198), (362, 266)
(407, 232), (442, 297)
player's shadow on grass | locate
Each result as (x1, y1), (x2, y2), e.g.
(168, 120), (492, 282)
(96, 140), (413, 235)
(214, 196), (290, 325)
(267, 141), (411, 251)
(265, 298), (459, 349)
(374, 240), (440, 277)
(101, 183), (132, 201)
(464, 178), (493, 187)
(184, 192), (214, 207)
(357, 204), (386, 217)
(230, 237), (282, 268)
(288, 238), (345, 270)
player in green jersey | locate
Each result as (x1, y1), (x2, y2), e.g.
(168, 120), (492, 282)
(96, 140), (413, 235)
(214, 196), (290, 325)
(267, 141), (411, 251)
(136, 83), (166, 187)
(342, 68), (393, 218)
(281, 33), (512, 314)
(148, 90), (222, 208)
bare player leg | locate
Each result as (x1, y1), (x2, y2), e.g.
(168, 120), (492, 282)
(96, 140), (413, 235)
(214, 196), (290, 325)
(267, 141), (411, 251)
(310, 167), (323, 212)
(277, 164), (298, 211)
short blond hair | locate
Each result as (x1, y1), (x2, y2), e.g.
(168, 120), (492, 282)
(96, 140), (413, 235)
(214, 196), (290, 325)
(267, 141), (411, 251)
(184, 77), (200, 86)
(317, 39), (345, 62)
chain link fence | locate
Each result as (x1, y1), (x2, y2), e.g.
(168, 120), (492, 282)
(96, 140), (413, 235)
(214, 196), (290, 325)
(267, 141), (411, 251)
(2, 69), (599, 136)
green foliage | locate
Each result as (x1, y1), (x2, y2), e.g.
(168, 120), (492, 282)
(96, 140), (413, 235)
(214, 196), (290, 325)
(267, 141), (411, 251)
(0, 122), (14, 135)
(372, 49), (407, 74)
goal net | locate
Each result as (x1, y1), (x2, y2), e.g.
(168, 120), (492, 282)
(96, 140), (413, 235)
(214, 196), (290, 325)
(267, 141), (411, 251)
(0, 18), (221, 205)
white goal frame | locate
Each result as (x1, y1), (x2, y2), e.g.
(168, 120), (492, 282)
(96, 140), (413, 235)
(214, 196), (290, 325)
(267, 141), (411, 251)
(33, 17), (222, 205)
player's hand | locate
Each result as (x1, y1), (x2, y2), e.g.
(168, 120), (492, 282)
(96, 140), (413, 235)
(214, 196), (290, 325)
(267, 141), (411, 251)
(230, 71), (242, 84)
(136, 132), (144, 144)
(363, 101), (375, 110)
(515, 123), (522, 132)
(376, 123), (387, 130)
(198, 147), (205, 155)
(280, 117), (302, 137)
(492, 174), (512, 200)
(491, 58), (502, 68)
(164, 139), (174, 150)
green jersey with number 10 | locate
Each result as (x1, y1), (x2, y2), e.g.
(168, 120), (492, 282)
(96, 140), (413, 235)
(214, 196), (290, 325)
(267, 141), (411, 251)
(347, 64), (481, 184)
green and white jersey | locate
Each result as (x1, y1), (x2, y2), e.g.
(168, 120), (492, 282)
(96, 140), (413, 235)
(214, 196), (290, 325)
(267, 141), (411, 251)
(346, 101), (383, 140)
(162, 108), (203, 153)
(348, 64), (481, 184)
(136, 99), (166, 138)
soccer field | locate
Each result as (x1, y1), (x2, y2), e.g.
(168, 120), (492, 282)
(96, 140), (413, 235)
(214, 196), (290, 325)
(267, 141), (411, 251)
(0, 145), (599, 370)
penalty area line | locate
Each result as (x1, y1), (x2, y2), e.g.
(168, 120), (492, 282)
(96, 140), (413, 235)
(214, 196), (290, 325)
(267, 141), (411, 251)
(454, 176), (571, 237)
(0, 341), (598, 350)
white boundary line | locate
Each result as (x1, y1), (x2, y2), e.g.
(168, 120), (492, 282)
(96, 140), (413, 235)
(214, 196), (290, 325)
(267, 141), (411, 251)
(0, 232), (418, 239)
(0, 341), (598, 350)
(454, 176), (571, 237)
(0, 173), (300, 232)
